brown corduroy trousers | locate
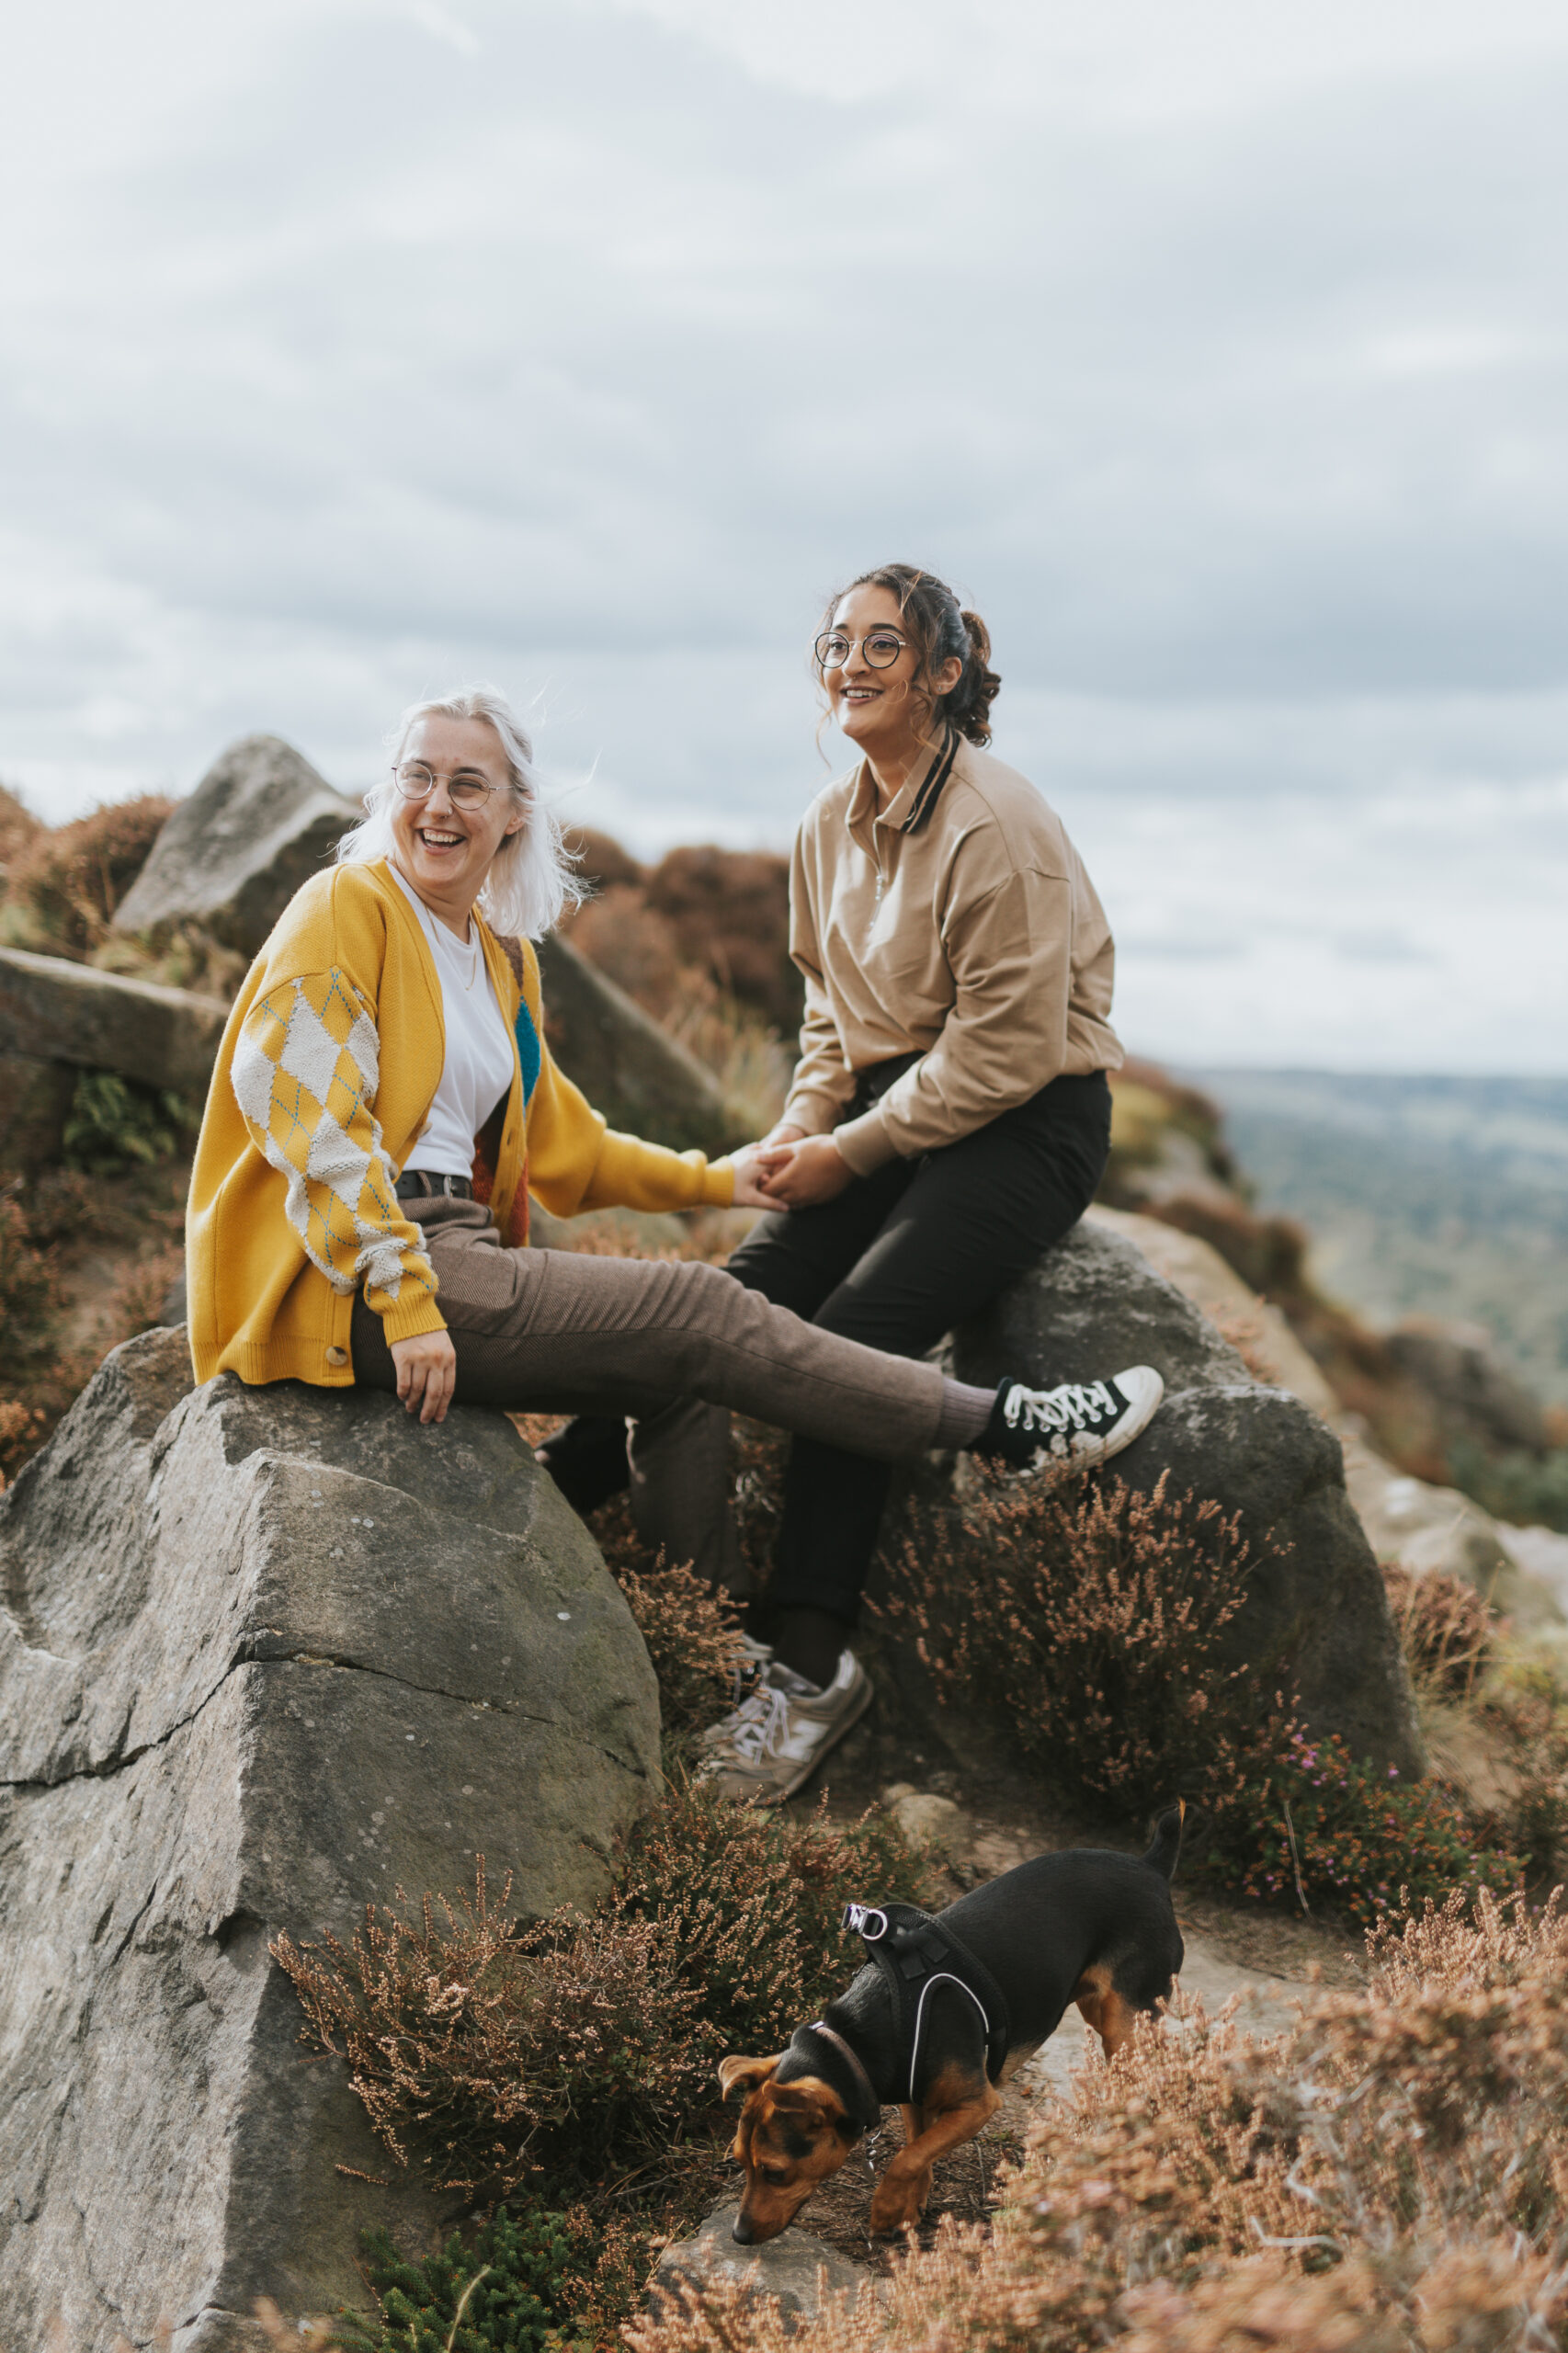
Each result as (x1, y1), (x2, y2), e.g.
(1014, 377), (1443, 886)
(350, 1197), (945, 1588)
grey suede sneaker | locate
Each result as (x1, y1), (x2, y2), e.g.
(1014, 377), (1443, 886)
(698, 1651), (872, 1805)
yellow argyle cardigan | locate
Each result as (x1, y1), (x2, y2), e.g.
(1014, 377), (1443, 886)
(187, 858), (734, 1390)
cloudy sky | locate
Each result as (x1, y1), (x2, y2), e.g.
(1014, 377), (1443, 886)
(4, 0), (1567, 1070)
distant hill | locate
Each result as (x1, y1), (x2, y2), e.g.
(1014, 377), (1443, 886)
(1190, 1072), (1568, 1406)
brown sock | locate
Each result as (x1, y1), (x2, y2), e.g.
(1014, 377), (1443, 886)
(934, 1377), (995, 1450)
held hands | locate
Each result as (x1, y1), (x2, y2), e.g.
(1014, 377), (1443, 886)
(728, 1142), (781, 1211)
(754, 1130), (853, 1208)
(390, 1327), (458, 1424)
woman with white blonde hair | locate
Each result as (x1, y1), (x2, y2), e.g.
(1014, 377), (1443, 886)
(187, 685), (1154, 1785)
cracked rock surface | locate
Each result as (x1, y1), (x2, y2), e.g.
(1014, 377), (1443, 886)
(0, 1327), (660, 2352)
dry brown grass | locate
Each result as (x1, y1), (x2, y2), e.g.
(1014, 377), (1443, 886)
(1384, 1563), (1498, 1703)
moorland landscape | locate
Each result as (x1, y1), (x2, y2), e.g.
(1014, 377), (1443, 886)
(4, 747), (1568, 2351)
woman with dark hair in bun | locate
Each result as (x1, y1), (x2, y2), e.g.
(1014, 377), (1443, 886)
(543, 564), (1156, 1802)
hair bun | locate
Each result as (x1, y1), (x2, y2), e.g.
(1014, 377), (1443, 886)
(949, 609), (1001, 745)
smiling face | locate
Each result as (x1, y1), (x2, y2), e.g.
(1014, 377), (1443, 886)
(718, 2055), (857, 2245)
(818, 583), (964, 770)
(389, 712), (526, 930)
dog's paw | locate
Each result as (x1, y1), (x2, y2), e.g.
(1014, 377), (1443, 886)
(869, 2172), (930, 2235)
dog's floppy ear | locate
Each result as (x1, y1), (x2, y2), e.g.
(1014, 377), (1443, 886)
(718, 2052), (783, 2105)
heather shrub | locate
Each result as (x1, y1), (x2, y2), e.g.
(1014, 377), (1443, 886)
(880, 1467), (1522, 1926)
(0, 1398), (47, 1485)
(663, 986), (790, 1141)
(608, 1776), (937, 2055)
(0, 1170), (190, 1482)
(586, 1498), (753, 1745)
(880, 1468), (1267, 1800)
(0, 1192), (77, 1479)
(273, 1786), (936, 2205)
(274, 1870), (705, 2200)
(0, 1193), (62, 1368)
(730, 1418), (789, 1598)
(4, 792), (172, 958)
(566, 885), (684, 1017)
(631, 1892), (1568, 2353)
(1200, 1722), (1520, 1928)
(19, 1168), (98, 1246)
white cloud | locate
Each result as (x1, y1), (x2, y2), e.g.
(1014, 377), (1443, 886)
(1, 0), (1565, 1069)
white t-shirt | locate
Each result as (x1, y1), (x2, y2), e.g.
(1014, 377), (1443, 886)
(391, 864), (517, 1177)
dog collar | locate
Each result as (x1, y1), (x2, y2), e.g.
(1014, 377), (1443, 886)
(792, 2020), (881, 2136)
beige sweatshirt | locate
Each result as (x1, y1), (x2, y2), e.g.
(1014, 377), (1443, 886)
(781, 729), (1122, 1175)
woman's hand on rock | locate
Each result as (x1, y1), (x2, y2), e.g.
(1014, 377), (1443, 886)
(755, 1133), (853, 1208)
(390, 1328), (458, 1424)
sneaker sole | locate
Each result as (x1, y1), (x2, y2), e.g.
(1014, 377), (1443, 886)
(744, 1675), (875, 1808)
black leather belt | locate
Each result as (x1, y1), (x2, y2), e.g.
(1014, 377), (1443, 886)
(395, 1171), (474, 1201)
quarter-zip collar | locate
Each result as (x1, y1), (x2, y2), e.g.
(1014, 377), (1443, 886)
(846, 726), (961, 861)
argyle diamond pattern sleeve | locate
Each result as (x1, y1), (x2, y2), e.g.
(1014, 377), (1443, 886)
(230, 967), (438, 1317)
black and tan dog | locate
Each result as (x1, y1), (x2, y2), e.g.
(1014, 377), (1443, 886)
(719, 1808), (1185, 2243)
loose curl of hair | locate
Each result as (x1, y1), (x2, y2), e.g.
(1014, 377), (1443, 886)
(335, 685), (584, 940)
(818, 563), (1002, 745)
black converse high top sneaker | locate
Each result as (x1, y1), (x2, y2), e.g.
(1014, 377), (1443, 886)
(977, 1366), (1164, 1472)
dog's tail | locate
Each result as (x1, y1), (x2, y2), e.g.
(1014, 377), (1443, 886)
(1142, 1799), (1185, 1882)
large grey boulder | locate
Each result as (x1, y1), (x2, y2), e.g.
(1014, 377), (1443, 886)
(0, 946), (230, 1095)
(950, 1220), (1423, 1779)
(0, 1328), (660, 2352)
(535, 929), (749, 1156)
(114, 734), (358, 956)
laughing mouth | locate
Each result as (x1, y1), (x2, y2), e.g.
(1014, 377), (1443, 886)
(417, 827), (466, 847)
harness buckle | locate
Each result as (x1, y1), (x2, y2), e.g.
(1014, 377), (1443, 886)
(842, 1902), (889, 1941)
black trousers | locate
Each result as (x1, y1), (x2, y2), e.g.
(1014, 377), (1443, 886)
(728, 1063), (1112, 1624)
(541, 1063), (1112, 1627)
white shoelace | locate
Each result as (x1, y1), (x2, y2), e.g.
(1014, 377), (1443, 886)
(723, 1683), (797, 1764)
(1005, 1378), (1119, 1436)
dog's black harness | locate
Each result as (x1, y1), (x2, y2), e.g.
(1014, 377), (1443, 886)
(843, 1901), (1011, 2102)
